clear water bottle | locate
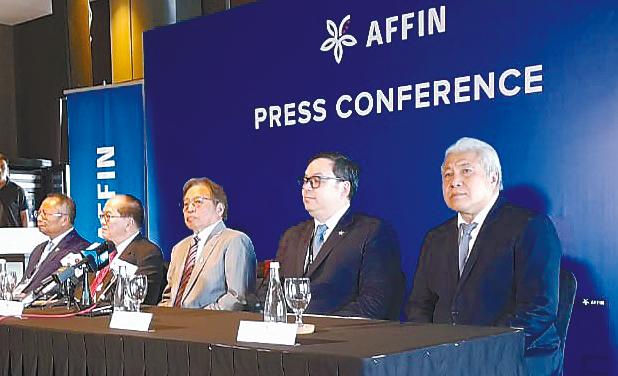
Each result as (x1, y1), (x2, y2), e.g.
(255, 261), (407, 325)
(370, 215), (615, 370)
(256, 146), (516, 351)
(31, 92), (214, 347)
(0, 259), (6, 299)
(263, 261), (287, 323)
(113, 265), (128, 311)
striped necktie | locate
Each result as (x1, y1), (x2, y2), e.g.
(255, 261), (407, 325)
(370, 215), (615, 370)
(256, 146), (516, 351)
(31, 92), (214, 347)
(174, 236), (200, 307)
(90, 250), (118, 293)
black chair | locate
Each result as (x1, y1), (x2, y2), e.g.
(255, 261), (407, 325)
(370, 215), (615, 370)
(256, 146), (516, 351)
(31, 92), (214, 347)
(156, 260), (169, 304)
(556, 269), (577, 374)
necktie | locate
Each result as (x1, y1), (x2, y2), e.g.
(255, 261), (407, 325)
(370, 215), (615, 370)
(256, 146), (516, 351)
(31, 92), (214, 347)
(30, 240), (55, 279)
(174, 236), (200, 307)
(90, 250), (118, 293)
(312, 224), (328, 261)
(458, 222), (478, 275)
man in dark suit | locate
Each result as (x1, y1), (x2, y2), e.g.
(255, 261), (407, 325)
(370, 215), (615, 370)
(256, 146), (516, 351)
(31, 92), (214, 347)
(94, 194), (164, 305)
(15, 193), (90, 296)
(406, 137), (562, 375)
(276, 152), (404, 320)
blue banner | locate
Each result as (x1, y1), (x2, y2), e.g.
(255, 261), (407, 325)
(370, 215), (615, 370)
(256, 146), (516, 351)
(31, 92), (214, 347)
(67, 83), (146, 242)
(143, 0), (618, 372)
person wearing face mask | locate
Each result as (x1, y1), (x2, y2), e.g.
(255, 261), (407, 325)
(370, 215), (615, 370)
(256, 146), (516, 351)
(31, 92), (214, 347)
(159, 177), (256, 310)
(406, 137), (562, 375)
(276, 152), (405, 320)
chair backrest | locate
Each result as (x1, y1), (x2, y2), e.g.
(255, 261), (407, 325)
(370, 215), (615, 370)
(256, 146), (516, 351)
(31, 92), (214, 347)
(556, 268), (577, 373)
(157, 260), (170, 304)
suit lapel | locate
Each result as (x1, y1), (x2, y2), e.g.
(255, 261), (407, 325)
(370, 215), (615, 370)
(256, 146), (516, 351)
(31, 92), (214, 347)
(170, 237), (191, 304)
(305, 212), (354, 277)
(183, 222), (226, 300)
(457, 198), (505, 289)
(443, 219), (460, 285)
(36, 230), (78, 276)
(25, 242), (47, 279)
(295, 222), (313, 276)
(119, 234), (141, 264)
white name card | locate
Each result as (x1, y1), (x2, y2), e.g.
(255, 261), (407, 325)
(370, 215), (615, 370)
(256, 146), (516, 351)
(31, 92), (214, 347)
(236, 320), (297, 345)
(109, 311), (153, 332)
(0, 300), (24, 317)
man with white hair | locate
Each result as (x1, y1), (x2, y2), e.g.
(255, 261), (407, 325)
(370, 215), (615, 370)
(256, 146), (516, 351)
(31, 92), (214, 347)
(406, 137), (562, 375)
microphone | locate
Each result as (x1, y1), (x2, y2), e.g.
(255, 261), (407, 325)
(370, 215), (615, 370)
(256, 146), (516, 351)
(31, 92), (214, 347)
(80, 242), (113, 272)
(22, 282), (58, 307)
(96, 273), (118, 303)
(21, 242), (113, 308)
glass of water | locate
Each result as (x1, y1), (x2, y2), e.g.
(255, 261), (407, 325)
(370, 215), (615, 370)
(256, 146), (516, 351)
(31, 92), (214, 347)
(284, 277), (311, 327)
(2, 271), (17, 300)
(127, 275), (148, 312)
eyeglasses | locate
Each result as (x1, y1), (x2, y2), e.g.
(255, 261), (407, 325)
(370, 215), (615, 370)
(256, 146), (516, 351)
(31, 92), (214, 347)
(180, 196), (216, 211)
(98, 212), (128, 222)
(35, 210), (67, 219)
(298, 175), (345, 189)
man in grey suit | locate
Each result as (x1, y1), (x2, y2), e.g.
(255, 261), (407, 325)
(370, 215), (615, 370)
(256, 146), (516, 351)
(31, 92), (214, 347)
(159, 177), (256, 310)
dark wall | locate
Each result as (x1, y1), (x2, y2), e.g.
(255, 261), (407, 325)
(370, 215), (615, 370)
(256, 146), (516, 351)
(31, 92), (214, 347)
(0, 24), (18, 158)
(13, 0), (70, 163)
(2, 0), (250, 162)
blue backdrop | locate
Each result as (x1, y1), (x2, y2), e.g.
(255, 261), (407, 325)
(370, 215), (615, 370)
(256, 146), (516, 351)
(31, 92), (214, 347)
(143, 1), (617, 373)
(67, 83), (147, 241)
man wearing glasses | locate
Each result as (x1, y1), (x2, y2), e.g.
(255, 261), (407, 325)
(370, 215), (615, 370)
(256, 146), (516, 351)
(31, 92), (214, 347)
(276, 152), (405, 319)
(15, 193), (90, 296)
(159, 177), (256, 310)
(94, 194), (165, 305)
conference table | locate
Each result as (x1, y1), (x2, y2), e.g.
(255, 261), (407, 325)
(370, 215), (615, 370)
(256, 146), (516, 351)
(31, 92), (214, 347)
(0, 306), (526, 376)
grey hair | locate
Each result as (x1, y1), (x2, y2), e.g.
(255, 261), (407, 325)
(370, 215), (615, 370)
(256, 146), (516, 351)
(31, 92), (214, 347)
(442, 137), (503, 190)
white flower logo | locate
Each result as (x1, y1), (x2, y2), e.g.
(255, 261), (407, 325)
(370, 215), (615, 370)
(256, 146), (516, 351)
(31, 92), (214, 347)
(320, 15), (357, 64)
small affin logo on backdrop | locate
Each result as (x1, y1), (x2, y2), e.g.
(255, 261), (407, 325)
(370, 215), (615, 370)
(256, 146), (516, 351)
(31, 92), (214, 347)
(320, 15), (357, 64)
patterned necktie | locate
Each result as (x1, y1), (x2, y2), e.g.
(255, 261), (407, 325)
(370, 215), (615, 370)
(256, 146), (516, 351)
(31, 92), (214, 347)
(312, 224), (328, 261)
(174, 236), (200, 307)
(458, 222), (478, 275)
(90, 250), (118, 292)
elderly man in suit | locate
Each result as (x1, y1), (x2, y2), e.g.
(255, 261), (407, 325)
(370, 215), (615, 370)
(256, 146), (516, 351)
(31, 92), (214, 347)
(276, 152), (404, 320)
(15, 193), (90, 296)
(159, 177), (256, 310)
(406, 137), (562, 375)
(93, 194), (165, 305)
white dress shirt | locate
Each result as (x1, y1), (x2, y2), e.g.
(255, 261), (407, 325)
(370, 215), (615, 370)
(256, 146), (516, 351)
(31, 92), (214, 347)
(34, 227), (74, 273)
(304, 203), (351, 269)
(108, 230), (140, 272)
(457, 192), (499, 262)
(194, 220), (223, 260)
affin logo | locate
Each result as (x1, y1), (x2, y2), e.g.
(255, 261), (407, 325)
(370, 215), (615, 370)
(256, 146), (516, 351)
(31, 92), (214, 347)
(320, 15), (357, 64)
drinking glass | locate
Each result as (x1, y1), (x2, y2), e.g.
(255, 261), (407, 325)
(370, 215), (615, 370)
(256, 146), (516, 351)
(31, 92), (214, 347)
(284, 278), (311, 327)
(2, 271), (17, 300)
(127, 275), (148, 312)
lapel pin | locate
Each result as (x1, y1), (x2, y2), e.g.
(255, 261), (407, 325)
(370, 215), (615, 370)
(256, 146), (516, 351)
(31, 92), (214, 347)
(338, 231), (345, 236)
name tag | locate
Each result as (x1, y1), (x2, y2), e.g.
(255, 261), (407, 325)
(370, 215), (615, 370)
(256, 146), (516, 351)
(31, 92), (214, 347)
(236, 320), (297, 345)
(0, 300), (24, 317)
(109, 311), (153, 332)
